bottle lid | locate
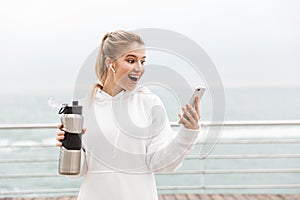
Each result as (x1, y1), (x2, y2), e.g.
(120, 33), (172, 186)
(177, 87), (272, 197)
(58, 101), (82, 115)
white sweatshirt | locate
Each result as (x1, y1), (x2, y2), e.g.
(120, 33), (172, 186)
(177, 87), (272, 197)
(75, 86), (200, 200)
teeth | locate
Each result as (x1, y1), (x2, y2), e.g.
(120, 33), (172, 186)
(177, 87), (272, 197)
(129, 75), (139, 78)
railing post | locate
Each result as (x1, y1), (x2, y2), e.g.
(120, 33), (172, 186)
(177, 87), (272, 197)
(200, 156), (205, 193)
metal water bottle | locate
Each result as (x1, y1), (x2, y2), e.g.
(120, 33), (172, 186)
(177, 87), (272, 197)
(58, 101), (83, 175)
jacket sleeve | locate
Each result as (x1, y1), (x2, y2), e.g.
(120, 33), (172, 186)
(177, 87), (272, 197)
(145, 94), (200, 173)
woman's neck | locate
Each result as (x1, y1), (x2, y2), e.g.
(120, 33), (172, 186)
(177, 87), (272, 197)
(102, 78), (123, 97)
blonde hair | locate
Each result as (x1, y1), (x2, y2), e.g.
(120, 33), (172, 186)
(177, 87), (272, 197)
(89, 30), (144, 102)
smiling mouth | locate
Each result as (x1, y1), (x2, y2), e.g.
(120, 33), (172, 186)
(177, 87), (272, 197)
(128, 75), (139, 82)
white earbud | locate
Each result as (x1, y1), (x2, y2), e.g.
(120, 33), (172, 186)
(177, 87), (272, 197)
(109, 63), (116, 73)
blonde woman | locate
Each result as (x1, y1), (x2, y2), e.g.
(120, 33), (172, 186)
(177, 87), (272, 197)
(56, 30), (201, 200)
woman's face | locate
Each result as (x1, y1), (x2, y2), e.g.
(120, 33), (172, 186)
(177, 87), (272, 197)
(112, 43), (146, 91)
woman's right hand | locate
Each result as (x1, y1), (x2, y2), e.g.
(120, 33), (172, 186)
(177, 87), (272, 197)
(56, 124), (86, 147)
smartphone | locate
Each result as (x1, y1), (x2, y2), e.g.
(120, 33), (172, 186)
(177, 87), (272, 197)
(179, 87), (206, 124)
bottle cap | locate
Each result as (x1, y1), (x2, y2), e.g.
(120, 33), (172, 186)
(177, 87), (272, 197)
(58, 101), (82, 115)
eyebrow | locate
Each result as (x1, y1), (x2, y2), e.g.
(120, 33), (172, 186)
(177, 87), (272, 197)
(125, 54), (146, 59)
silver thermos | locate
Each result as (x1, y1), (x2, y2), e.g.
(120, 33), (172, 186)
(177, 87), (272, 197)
(58, 101), (83, 175)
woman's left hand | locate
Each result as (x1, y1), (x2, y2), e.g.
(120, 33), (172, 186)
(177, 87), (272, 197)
(178, 96), (201, 130)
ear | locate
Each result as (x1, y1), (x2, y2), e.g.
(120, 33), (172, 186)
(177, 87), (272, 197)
(105, 58), (111, 70)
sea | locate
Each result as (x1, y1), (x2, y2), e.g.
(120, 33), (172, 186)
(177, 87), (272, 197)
(0, 87), (300, 197)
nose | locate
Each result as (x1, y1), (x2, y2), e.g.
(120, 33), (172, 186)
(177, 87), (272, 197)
(134, 61), (144, 72)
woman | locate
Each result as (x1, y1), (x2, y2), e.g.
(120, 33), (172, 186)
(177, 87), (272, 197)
(57, 30), (201, 200)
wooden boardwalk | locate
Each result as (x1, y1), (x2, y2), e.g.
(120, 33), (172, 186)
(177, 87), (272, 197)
(1, 194), (300, 200)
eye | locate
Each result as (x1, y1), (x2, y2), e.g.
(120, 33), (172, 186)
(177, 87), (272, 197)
(127, 59), (135, 64)
(141, 60), (146, 65)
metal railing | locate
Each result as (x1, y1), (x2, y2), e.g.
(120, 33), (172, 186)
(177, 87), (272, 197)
(0, 120), (300, 196)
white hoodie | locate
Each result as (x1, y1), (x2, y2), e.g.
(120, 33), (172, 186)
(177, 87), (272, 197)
(75, 86), (200, 200)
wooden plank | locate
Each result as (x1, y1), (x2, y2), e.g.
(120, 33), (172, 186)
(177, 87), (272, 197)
(220, 194), (237, 200)
(267, 194), (284, 200)
(174, 194), (188, 200)
(281, 194), (300, 200)
(186, 193), (202, 200)
(198, 194), (211, 200)
(200, 194), (211, 200)
(256, 194), (272, 200)
(233, 194), (251, 200)
(210, 194), (224, 200)
(158, 194), (165, 200)
(162, 194), (176, 200)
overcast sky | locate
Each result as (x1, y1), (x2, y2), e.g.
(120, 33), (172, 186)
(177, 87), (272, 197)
(0, 0), (299, 92)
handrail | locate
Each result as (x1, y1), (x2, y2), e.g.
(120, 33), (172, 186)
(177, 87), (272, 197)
(0, 188), (79, 195)
(0, 144), (55, 148)
(158, 184), (300, 190)
(174, 120), (300, 126)
(1, 138), (300, 149)
(1, 168), (300, 179)
(0, 159), (57, 163)
(187, 154), (300, 159)
(0, 173), (58, 178)
(2, 184), (300, 195)
(0, 123), (58, 130)
(1, 153), (300, 164)
(1, 120), (300, 130)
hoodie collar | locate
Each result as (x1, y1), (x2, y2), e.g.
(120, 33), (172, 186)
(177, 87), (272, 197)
(95, 88), (127, 102)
